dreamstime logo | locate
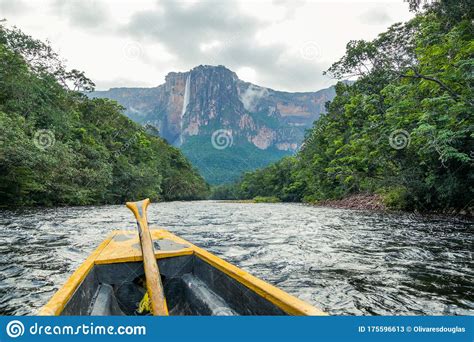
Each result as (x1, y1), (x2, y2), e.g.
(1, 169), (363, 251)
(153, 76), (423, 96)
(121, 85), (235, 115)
(123, 41), (142, 60)
(300, 41), (321, 60)
(6, 320), (25, 338)
(33, 129), (55, 150)
(113, 135), (138, 158)
(211, 129), (233, 150)
(389, 129), (411, 150)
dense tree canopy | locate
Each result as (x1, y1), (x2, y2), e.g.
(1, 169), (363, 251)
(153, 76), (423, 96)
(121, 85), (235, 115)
(0, 25), (208, 206)
(215, 0), (473, 212)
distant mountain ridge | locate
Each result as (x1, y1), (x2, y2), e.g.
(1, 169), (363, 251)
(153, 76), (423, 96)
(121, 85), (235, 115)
(90, 65), (337, 184)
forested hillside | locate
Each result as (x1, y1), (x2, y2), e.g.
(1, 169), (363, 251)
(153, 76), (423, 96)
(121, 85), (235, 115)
(90, 65), (337, 185)
(0, 26), (208, 206)
(214, 0), (473, 212)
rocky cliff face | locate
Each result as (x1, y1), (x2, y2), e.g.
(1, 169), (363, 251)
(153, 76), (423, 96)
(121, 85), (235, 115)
(91, 65), (335, 150)
(90, 65), (337, 183)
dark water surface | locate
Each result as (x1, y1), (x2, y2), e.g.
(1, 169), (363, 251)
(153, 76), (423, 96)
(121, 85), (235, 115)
(0, 201), (472, 315)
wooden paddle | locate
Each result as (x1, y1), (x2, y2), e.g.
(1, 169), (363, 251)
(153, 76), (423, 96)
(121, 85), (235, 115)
(126, 198), (168, 316)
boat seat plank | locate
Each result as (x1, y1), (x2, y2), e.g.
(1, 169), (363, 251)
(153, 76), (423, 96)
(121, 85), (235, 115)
(180, 273), (237, 316)
(94, 230), (193, 264)
(90, 284), (125, 316)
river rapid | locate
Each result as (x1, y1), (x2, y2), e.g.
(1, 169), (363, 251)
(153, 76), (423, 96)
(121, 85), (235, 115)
(0, 201), (472, 315)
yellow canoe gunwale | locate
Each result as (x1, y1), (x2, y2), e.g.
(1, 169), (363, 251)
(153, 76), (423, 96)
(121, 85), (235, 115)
(39, 229), (326, 316)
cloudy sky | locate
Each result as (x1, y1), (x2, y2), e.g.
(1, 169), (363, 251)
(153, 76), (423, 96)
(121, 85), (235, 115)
(1, 0), (414, 92)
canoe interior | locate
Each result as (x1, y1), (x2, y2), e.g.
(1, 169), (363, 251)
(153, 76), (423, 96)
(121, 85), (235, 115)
(41, 229), (325, 316)
(62, 254), (288, 316)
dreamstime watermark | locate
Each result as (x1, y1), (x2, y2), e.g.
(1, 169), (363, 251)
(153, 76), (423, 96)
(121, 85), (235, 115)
(122, 41), (142, 60)
(33, 129), (55, 150)
(389, 129), (411, 150)
(299, 121), (329, 152)
(211, 129), (233, 150)
(6, 320), (24, 338)
(113, 135), (138, 158)
(4, 320), (146, 337)
(300, 41), (322, 60)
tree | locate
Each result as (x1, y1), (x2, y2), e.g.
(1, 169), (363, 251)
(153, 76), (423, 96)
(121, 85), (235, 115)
(225, 0), (473, 212)
(0, 24), (208, 207)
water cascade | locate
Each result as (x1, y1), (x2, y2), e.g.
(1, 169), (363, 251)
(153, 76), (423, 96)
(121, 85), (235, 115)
(180, 73), (191, 145)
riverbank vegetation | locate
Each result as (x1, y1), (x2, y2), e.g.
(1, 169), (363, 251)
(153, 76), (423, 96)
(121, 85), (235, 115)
(212, 1), (473, 213)
(0, 26), (208, 206)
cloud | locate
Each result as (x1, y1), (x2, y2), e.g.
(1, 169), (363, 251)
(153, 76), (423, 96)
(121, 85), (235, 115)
(260, 60), (328, 92)
(0, 0), (28, 16)
(358, 7), (392, 25)
(50, 0), (109, 29)
(239, 84), (269, 111)
(122, 1), (261, 62)
(118, 0), (327, 91)
(2, 0), (414, 92)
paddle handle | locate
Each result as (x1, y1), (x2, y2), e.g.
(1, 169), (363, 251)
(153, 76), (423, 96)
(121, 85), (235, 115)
(126, 199), (168, 316)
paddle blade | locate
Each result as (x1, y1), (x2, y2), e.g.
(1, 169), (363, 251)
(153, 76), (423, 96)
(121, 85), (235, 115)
(126, 198), (150, 223)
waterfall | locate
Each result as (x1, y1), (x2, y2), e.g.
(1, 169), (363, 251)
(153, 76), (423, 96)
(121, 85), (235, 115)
(182, 74), (191, 117)
(179, 74), (191, 145)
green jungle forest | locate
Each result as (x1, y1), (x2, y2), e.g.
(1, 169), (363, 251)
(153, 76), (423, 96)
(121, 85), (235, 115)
(213, 0), (473, 213)
(1, 0), (472, 213)
(0, 26), (208, 206)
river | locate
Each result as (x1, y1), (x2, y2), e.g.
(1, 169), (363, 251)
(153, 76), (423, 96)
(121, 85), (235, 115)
(0, 201), (472, 315)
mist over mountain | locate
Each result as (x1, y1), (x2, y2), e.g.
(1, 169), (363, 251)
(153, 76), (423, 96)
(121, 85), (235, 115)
(90, 65), (337, 184)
